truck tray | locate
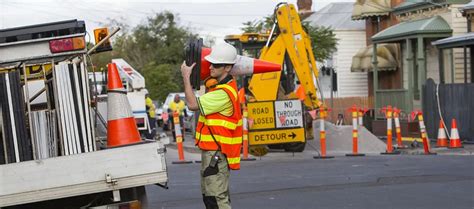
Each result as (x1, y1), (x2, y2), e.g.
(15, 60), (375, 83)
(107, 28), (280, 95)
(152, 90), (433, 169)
(0, 141), (167, 207)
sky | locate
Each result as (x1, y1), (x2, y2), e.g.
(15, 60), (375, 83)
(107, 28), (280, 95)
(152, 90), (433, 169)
(0, 0), (355, 43)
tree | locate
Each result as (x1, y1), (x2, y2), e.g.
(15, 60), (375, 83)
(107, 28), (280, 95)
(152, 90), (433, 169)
(90, 11), (198, 101)
(142, 63), (182, 101)
(303, 23), (338, 62)
(241, 15), (274, 33)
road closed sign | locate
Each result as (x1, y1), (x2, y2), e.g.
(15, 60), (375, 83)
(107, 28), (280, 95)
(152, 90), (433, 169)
(274, 100), (303, 128)
(247, 101), (275, 130)
(249, 128), (305, 145)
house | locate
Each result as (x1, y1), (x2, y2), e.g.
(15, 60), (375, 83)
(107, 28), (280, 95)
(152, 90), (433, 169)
(366, 0), (470, 115)
(305, 3), (367, 98)
(351, 0), (404, 106)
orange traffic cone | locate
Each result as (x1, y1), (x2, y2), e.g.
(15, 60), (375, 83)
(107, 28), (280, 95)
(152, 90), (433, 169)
(107, 63), (142, 148)
(436, 120), (448, 147)
(449, 119), (463, 149)
(185, 39), (281, 81)
(172, 111), (192, 164)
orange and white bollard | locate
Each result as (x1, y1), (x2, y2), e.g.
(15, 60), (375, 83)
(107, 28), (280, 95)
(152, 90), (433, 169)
(393, 107), (408, 149)
(436, 120), (448, 147)
(346, 105), (365, 157)
(449, 119), (463, 149)
(241, 106), (256, 161)
(314, 105), (334, 159)
(358, 108), (368, 126)
(172, 111), (192, 164)
(414, 111), (436, 155)
(381, 106), (400, 155)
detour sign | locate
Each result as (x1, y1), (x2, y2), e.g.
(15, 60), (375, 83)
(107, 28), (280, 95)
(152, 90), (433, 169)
(249, 128), (305, 145)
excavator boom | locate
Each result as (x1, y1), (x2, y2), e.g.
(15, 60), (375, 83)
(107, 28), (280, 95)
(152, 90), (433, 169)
(249, 3), (321, 109)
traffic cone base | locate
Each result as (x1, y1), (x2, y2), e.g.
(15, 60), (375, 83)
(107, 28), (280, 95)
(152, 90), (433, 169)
(449, 119), (463, 149)
(107, 118), (142, 147)
(345, 153), (365, 157)
(314, 156), (335, 159)
(381, 150), (401, 155)
(172, 160), (193, 164)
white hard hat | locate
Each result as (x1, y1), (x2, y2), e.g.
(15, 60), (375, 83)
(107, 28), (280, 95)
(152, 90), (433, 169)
(143, 89), (149, 95)
(204, 42), (238, 64)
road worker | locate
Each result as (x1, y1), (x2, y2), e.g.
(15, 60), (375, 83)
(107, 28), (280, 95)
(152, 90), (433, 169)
(180, 42), (242, 209)
(169, 94), (186, 141)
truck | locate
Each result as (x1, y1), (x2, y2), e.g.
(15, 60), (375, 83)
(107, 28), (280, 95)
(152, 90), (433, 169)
(0, 19), (167, 208)
(224, 3), (323, 152)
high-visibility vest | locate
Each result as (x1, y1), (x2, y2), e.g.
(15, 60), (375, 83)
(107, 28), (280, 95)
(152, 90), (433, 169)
(195, 79), (243, 170)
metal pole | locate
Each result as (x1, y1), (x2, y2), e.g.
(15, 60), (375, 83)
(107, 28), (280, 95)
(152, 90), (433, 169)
(438, 48), (444, 84)
(23, 64), (37, 160)
(464, 45), (468, 83)
(330, 62), (334, 121)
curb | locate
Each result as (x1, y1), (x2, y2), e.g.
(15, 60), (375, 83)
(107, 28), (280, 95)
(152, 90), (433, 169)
(398, 148), (473, 156)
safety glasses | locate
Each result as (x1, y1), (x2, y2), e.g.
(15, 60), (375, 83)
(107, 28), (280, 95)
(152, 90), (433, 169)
(210, 63), (226, 68)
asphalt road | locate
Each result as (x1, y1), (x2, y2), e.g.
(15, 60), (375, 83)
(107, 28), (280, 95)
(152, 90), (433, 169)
(145, 148), (474, 209)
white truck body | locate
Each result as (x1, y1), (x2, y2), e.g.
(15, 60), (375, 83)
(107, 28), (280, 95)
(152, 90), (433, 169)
(0, 142), (167, 207)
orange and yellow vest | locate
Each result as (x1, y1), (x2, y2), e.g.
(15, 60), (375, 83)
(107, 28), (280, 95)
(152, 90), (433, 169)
(195, 79), (243, 170)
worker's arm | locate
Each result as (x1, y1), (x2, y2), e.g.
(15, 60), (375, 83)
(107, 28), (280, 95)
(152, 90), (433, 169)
(180, 61), (198, 111)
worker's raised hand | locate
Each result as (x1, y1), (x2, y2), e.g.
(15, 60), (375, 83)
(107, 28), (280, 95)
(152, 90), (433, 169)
(180, 61), (196, 80)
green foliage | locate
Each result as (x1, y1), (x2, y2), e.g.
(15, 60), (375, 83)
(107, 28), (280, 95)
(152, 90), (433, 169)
(303, 23), (338, 62)
(90, 11), (198, 102)
(142, 63), (182, 101)
(241, 15), (274, 33)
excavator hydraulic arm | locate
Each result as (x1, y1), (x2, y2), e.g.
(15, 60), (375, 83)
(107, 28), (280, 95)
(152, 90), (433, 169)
(248, 3), (321, 109)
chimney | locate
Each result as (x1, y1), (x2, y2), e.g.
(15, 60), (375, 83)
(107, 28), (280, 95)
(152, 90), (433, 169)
(297, 0), (313, 19)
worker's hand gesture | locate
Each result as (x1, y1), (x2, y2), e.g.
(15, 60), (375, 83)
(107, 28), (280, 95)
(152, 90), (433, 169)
(180, 61), (196, 80)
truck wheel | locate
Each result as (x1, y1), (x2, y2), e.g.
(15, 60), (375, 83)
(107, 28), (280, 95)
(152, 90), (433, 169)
(283, 142), (306, 152)
(268, 144), (285, 149)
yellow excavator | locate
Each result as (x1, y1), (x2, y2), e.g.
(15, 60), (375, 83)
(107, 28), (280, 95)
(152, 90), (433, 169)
(225, 3), (323, 153)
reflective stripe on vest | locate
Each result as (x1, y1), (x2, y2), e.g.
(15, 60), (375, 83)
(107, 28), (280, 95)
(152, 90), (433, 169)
(216, 84), (237, 100)
(198, 115), (242, 130)
(196, 131), (242, 145)
(227, 157), (240, 165)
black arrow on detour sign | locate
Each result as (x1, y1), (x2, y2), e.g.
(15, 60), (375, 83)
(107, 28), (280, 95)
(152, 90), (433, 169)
(289, 132), (296, 139)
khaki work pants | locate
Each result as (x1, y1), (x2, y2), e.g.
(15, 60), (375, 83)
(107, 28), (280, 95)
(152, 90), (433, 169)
(201, 150), (231, 209)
